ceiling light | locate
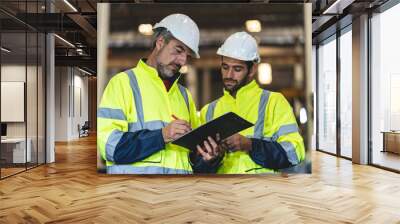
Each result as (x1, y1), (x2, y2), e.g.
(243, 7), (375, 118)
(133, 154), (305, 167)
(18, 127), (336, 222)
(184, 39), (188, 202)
(300, 107), (308, 124)
(258, 63), (272, 85)
(1, 47), (11, 53)
(54, 34), (75, 48)
(138, 24), (154, 36)
(78, 67), (92, 76)
(246, 20), (262, 33)
(63, 0), (78, 12)
(322, 0), (354, 15)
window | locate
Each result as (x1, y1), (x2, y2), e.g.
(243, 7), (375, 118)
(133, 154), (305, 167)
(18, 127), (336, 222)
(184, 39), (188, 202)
(312, 45), (317, 150)
(0, 1), (47, 179)
(339, 27), (352, 158)
(317, 36), (337, 154)
(370, 2), (400, 171)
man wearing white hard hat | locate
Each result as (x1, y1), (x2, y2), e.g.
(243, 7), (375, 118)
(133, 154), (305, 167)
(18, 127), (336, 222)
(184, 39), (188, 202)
(98, 14), (218, 174)
(192, 32), (305, 174)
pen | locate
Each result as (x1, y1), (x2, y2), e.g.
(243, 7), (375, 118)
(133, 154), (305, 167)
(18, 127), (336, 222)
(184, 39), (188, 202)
(171, 114), (179, 120)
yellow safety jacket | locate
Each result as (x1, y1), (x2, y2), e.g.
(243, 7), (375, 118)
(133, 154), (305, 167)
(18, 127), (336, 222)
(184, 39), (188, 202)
(200, 80), (305, 174)
(98, 59), (199, 174)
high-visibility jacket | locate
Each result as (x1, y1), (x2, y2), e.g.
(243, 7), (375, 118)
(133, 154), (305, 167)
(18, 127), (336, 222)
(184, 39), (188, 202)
(98, 59), (199, 174)
(200, 80), (305, 174)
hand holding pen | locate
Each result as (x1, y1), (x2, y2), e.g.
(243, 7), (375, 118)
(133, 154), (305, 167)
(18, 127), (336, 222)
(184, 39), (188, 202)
(161, 114), (192, 143)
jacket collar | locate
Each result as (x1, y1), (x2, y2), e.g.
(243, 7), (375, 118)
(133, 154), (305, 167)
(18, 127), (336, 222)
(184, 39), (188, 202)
(137, 59), (159, 79)
(223, 80), (259, 100)
(137, 59), (181, 92)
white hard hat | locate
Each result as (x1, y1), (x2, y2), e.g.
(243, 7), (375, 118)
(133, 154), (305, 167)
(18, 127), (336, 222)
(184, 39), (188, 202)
(153, 13), (200, 58)
(217, 31), (260, 63)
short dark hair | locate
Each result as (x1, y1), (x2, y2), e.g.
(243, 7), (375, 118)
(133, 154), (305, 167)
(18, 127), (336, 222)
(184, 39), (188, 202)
(244, 61), (254, 72)
(151, 28), (174, 50)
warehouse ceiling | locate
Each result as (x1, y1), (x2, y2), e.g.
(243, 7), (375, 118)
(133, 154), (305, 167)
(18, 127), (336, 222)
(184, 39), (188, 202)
(0, 0), (97, 74)
(0, 0), (393, 76)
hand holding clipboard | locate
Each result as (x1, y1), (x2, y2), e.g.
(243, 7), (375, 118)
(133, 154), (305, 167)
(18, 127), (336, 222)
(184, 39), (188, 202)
(172, 112), (254, 151)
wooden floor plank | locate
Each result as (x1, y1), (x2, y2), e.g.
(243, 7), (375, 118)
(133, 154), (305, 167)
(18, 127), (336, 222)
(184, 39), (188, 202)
(0, 135), (399, 223)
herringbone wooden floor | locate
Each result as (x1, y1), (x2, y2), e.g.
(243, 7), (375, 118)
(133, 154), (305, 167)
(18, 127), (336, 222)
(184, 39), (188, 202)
(1, 135), (400, 223)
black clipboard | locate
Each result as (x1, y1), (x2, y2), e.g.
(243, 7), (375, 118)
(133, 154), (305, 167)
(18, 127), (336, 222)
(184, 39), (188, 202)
(171, 112), (254, 151)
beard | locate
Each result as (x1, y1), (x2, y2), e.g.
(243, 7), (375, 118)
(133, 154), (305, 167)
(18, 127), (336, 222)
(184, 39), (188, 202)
(156, 55), (181, 79)
(223, 74), (250, 95)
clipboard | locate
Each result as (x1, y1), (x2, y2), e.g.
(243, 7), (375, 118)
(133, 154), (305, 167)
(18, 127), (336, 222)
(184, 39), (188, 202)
(171, 112), (254, 151)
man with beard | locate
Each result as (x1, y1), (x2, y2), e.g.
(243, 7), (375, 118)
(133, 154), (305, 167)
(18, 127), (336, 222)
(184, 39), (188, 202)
(98, 14), (219, 174)
(192, 32), (305, 174)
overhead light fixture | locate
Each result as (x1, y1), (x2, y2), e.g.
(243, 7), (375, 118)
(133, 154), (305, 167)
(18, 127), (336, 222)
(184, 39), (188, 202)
(75, 42), (84, 47)
(138, 24), (154, 36)
(63, 0), (78, 12)
(1, 47), (11, 53)
(322, 0), (354, 15)
(258, 63), (272, 85)
(246, 20), (262, 33)
(54, 34), (75, 48)
(78, 67), (93, 76)
(300, 107), (308, 124)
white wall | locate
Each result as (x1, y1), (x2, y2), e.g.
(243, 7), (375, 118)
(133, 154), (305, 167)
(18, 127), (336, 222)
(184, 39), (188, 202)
(55, 67), (69, 141)
(54, 67), (89, 141)
(72, 72), (89, 139)
(1, 65), (33, 138)
(1, 64), (26, 81)
(1, 64), (46, 163)
(1, 82), (25, 122)
(1, 65), (26, 141)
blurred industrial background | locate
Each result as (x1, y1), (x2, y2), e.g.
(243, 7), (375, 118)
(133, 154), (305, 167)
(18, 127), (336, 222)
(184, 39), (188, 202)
(106, 3), (306, 110)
